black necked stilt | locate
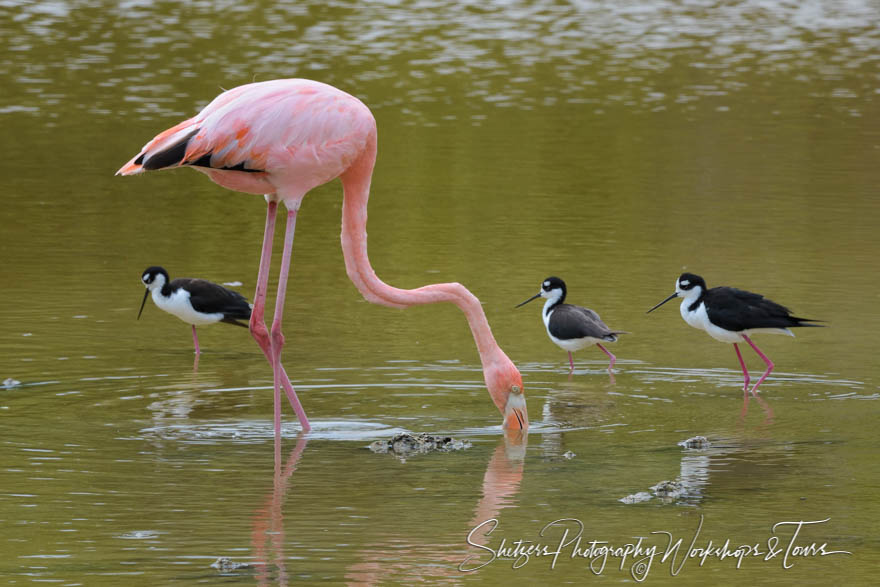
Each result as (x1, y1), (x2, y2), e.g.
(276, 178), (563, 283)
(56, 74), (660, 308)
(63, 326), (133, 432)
(647, 272), (823, 395)
(138, 266), (253, 355)
(517, 277), (627, 373)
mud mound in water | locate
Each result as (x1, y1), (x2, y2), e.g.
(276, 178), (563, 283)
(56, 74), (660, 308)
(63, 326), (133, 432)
(369, 433), (472, 457)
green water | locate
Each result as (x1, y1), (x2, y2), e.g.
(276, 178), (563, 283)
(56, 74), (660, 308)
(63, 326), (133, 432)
(1, 1), (879, 584)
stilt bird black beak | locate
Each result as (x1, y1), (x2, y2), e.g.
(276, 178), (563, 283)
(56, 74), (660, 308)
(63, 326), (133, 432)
(138, 289), (150, 320)
(647, 292), (679, 313)
(516, 292), (542, 308)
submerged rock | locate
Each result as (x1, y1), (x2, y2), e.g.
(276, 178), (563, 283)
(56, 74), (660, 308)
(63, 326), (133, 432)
(211, 557), (251, 573)
(619, 492), (652, 504)
(678, 435), (710, 449)
(368, 433), (472, 457)
(621, 480), (688, 504)
(650, 480), (685, 500)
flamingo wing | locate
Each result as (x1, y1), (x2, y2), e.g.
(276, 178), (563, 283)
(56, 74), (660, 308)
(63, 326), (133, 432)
(116, 79), (375, 198)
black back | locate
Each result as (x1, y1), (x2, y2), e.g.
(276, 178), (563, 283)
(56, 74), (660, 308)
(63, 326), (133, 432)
(548, 304), (621, 342)
(171, 278), (252, 326)
(703, 286), (820, 332)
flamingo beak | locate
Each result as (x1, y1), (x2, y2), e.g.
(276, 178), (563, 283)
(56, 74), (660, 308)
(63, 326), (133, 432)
(515, 292), (541, 308)
(138, 289), (150, 320)
(502, 387), (528, 429)
(647, 292), (678, 314)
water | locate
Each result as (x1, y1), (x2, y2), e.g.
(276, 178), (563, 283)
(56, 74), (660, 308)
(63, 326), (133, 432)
(2, 0), (879, 583)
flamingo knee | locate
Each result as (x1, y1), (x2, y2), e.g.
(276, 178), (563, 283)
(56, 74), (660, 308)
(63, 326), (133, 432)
(250, 319), (271, 353)
(270, 322), (285, 360)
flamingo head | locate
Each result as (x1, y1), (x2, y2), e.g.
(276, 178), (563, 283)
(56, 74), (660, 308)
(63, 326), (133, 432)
(484, 355), (528, 430)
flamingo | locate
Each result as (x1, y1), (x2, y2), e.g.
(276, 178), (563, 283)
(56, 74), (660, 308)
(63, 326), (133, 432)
(117, 78), (528, 435)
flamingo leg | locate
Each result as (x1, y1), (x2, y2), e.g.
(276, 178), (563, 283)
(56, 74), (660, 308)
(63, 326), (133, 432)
(742, 334), (774, 396)
(733, 343), (750, 391)
(191, 325), (201, 355)
(250, 201), (277, 352)
(250, 202), (311, 435)
(596, 343), (616, 371)
(268, 208), (310, 435)
(568, 352), (575, 373)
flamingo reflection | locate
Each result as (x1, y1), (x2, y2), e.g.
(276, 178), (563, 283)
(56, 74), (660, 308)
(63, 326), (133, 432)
(246, 431), (526, 584)
(251, 434), (308, 585)
(344, 430), (527, 583)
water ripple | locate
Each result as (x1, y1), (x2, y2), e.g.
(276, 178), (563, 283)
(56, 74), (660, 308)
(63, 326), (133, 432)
(140, 419), (411, 443)
(2, 0), (877, 120)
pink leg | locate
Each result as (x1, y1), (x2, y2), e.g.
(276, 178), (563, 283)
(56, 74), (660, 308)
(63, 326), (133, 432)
(742, 334), (774, 396)
(733, 343), (750, 391)
(191, 325), (201, 355)
(269, 209), (310, 435)
(250, 202), (277, 352)
(568, 352), (574, 372)
(250, 202), (311, 435)
(596, 343), (616, 371)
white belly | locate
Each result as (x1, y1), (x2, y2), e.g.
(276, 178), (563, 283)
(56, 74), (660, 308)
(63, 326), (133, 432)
(547, 332), (603, 352)
(543, 305), (605, 352)
(153, 289), (223, 326)
(680, 301), (793, 343)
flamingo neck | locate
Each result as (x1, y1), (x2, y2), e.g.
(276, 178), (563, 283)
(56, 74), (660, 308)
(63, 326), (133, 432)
(339, 130), (510, 385)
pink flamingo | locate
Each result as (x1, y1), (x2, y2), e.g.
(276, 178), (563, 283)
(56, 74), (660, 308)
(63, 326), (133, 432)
(117, 79), (527, 435)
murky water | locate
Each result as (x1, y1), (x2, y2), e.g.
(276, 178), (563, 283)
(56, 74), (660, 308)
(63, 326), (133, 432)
(2, 0), (879, 583)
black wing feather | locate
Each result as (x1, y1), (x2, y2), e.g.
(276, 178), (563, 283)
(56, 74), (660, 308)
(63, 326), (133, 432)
(704, 286), (821, 331)
(548, 304), (624, 342)
(142, 129), (199, 170)
(172, 278), (252, 326)
(141, 128), (263, 173)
